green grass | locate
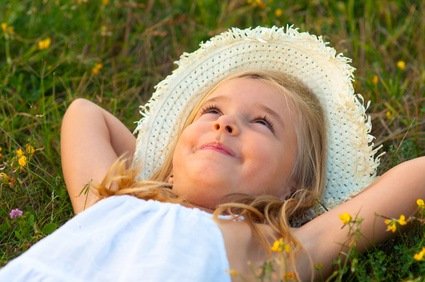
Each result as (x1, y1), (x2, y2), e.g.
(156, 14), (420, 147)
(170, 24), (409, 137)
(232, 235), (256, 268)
(0, 0), (424, 280)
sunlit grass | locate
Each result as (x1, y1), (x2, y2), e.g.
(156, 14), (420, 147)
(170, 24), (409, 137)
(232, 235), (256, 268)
(1, 0), (424, 280)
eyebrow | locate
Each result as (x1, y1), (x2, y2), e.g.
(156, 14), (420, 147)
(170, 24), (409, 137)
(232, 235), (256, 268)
(202, 95), (228, 104)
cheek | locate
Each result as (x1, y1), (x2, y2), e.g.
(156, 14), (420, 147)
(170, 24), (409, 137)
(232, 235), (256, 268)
(172, 139), (188, 171)
(247, 139), (286, 165)
(257, 143), (296, 196)
(172, 125), (199, 170)
(174, 125), (195, 152)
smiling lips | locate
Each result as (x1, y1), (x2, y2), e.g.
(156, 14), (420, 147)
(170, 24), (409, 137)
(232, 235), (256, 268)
(199, 142), (235, 157)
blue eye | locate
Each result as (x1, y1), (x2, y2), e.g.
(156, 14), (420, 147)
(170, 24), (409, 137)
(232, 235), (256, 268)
(253, 116), (274, 132)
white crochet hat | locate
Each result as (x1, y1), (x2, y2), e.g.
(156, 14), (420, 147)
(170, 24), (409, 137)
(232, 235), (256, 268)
(133, 26), (382, 211)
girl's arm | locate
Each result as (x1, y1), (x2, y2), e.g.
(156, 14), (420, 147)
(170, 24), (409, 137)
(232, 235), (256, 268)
(294, 156), (425, 280)
(61, 98), (136, 213)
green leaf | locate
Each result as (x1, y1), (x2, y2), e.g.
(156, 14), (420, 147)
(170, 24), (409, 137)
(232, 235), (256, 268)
(42, 222), (58, 235)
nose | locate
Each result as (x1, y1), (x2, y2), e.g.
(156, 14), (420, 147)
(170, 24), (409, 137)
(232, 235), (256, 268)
(213, 115), (240, 135)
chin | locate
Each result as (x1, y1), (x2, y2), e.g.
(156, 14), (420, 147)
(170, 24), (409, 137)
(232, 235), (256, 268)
(185, 193), (220, 210)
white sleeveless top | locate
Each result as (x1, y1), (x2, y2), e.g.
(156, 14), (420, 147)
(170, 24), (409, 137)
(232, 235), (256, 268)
(0, 196), (231, 282)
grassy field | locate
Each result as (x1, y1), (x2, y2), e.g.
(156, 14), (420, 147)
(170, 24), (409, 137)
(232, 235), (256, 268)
(0, 0), (424, 280)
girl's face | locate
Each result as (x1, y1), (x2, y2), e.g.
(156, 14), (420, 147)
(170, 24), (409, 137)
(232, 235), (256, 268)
(172, 77), (298, 209)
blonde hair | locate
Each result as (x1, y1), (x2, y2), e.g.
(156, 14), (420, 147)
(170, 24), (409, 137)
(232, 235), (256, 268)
(97, 70), (326, 277)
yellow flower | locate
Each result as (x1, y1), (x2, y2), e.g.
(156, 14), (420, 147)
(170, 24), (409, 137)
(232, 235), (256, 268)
(384, 219), (397, 233)
(372, 75), (379, 85)
(387, 222), (397, 232)
(271, 238), (283, 252)
(16, 148), (24, 158)
(18, 155), (27, 168)
(385, 110), (393, 121)
(1, 23), (14, 36)
(339, 212), (352, 225)
(1, 22), (8, 33)
(396, 60), (406, 71)
(38, 37), (51, 50)
(274, 8), (283, 17)
(271, 238), (290, 253)
(398, 214), (407, 226)
(91, 63), (103, 75)
(25, 144), (35, 155)
(417, 199), (424, 208)
(414, 247), (425, 261)
(414, 252), (424, 261)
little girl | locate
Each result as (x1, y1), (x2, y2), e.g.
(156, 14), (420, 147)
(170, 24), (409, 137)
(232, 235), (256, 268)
(1, 26), (424, 281)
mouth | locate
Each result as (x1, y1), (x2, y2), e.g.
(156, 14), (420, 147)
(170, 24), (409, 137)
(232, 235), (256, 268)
(199, 142), (235, 157)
